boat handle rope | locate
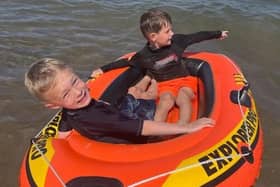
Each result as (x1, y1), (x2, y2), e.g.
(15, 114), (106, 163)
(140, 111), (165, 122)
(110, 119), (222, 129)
(30, 54), (253, 187)
(128, 96), (253, 187)
(32, 110), (66, 187)
(224, 54), (252, 151)
(237, 83), (252, 151)
(128, 152), (251, 187)
(128, 55), (254, 187)
(31, 138), (66, 187)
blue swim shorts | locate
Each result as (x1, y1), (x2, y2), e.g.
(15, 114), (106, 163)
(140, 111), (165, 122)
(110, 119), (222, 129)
(119, 94), (156, 120)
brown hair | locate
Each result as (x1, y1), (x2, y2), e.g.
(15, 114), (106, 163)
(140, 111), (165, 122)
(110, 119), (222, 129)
(24, 58), (70, 101)
(140, 8), (172, 38)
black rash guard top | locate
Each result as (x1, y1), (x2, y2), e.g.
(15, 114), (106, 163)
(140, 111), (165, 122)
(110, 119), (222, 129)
(101, 31), (222, 82)
(59, 99), (148, 144)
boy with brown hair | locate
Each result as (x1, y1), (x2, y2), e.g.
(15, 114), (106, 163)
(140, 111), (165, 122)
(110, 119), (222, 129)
(25, 58), (214, 144)
(92, 8), (228, 125)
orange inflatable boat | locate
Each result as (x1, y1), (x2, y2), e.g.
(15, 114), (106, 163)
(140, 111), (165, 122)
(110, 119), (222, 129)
(19, 52), (263, 187)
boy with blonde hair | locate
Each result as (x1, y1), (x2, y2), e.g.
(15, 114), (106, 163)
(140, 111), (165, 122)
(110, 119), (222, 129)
(25, 58), (214, 143)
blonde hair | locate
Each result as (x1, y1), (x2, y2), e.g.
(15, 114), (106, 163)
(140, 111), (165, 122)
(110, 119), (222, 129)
(24, 58), (70, 101)
(140, 8), (172, 38)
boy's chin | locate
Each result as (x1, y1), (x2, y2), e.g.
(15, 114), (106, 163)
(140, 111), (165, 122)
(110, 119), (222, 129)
(161, 42), (171, 47)
(78, 96), (91, 108)
(167, 40), (172, 45)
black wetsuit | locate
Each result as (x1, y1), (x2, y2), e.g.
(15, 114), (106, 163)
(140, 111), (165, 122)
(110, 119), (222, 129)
(59, 99), (150, 144)
(101, 31), (222, 82)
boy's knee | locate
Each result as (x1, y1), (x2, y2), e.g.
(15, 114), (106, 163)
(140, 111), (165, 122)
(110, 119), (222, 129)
(161, 92), (174, 100)
(179, 87), (194, 99)
(159, 93), (175, 109)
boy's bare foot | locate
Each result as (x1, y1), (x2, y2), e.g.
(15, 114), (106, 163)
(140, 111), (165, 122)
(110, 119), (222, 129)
(135, 75), (151, 91)
(128, 76), (157, 100)
(143, 79), (157, 99)
(128, 76), (152, 99)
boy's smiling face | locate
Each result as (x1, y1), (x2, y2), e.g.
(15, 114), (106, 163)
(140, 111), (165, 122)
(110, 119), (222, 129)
(44, 69), (91, 110)
(149, 23), (174, 49)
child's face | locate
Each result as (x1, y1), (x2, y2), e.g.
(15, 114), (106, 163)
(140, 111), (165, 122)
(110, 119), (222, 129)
(149, 23), (174, 49)
(44, 69), (91, 110)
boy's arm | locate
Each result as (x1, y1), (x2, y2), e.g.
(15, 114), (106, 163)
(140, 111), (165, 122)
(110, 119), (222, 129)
(91, 58), (130, 78)
(100, 58), (130, 72)
(141, 117), (214, 136)
(174, 30), (229, 49)
(101, 51), (144, 71)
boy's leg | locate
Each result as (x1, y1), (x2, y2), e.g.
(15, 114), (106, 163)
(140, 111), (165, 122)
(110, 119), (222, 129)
(176, 87), (194, 125)
(154, 92), (175, 122)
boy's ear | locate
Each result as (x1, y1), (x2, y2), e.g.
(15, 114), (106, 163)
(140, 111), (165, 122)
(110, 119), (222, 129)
(148, 33), (157, 43)
(44, 103), (61, 109)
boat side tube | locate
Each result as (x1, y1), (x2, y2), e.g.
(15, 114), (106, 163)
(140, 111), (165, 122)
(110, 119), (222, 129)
(184, 58), (215, 117)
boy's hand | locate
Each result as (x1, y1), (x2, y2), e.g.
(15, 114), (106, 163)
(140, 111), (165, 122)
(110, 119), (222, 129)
(220, 30), (229, 40)
(184, 117), (215, 133)
(90, 68), (104, 79)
